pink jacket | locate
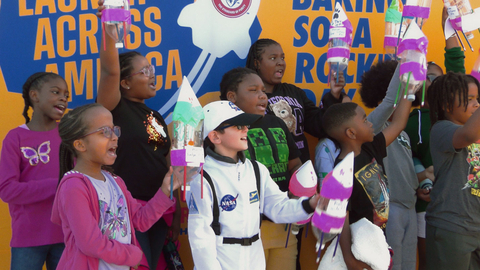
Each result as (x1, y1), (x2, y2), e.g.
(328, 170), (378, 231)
(51, 171), (174, 269)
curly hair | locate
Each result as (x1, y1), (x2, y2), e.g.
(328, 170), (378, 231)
(359, 60), (398, 108)
(427, 72), (480, 126)
(219, 67), (258, 100)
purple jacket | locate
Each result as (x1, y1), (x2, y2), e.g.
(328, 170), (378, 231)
(51, 171), (174, 269)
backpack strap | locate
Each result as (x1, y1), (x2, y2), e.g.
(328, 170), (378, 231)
(251, 160), (263, 225)
(203, 160), (262, 236)
(202, 170), (221, 235)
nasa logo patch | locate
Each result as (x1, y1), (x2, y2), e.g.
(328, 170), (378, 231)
(219, 194), (239, 211)
(212, 0), (252, 18)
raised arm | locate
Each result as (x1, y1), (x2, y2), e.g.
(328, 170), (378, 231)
(96, 0), (122, 111)
(442, 7), (466, 73)
(381, 95), (412, 147)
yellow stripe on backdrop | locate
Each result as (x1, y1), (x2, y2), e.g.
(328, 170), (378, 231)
(1, 1), (480, 270)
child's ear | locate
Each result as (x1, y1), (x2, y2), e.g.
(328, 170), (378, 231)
(120, 79), (130, 90)
(254, 59), (260, 70)
(346, 128), (356, 139)
(73, 139), (87, 152)
(208, 131), (222, 145)
(29, 89), (39, 103)
(226, 91), (237, 103)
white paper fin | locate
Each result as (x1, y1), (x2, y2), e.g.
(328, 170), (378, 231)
(462, 8), (480, 32)
(332, 151), (354, 188)
(332, 2), (348, 27)
(403, 21), (425, 40)
(177, 76), (201, 107)
(444, 18), (456, 40)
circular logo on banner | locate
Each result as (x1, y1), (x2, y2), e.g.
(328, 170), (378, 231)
(213, 0), (252, 18)
(220, 194), (239, 211)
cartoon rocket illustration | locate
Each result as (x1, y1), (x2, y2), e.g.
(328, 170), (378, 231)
(170, 76), (205, 201)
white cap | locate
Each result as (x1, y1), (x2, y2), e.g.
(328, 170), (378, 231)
(203, 101), (262, 139)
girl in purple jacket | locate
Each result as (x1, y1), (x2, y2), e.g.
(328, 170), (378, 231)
(51, 103), (182, 270)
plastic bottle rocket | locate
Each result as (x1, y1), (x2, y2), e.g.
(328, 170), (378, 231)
(384, 0), (407, 60)
(312, 152), (354, 261)
(472, 48), (480, 82)
(444, 0), (474, 40)
(402, 0), (432, 29)
(288, 160), (318, 235)
(327, 2), (353, 83)
(101, 0), (131, 49)
(398, 21), (428, 102)
(171, 77), (205, 201)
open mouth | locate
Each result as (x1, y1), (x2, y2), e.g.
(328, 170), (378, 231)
(108, 146), (117, 156)
(54, 104), (66, 114)
(275, 69), (284, 78)
(149, 82), (156, 90)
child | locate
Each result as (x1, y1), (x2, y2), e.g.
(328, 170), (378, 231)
(0, 72), (67, 269)
(246, 38), (344, 163)
(219, 67), (302, 269)
(404, 61), (443, 270)
(187, 101), (320, 270)
(322, 93), (413, 269)
(96, 2), (180, 269)
(360, 60), (419, 270)
(425, 72), (480, 270)
(51, 103), (182, 269)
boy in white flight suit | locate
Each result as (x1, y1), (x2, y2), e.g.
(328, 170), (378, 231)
(187, 101), (319, 270)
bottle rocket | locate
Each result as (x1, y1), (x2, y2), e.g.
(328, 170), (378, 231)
(402, 0), (432, 29)
(171, 77), (205, 201)
(327, 2), (353, 84)
(398, 21), (428, 102)
(444, 0), (474, 40)
(102, 0), (131, 49)
(384, 0), (407, 60)
(288, 160), (318, 235)
(312, 152), (354, 261)
(472, 48), (480, 82)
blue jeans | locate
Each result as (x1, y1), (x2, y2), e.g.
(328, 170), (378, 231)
(11, 243), (65, 270)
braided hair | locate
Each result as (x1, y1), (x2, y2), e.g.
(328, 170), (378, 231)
(22, 72), (64, 124)
(245, 39), (280, 72)
(119, 51), (142, 84)
(219, 67), (258, 100)
(58, 103), (103, 182)
(427, 71), (480, 126)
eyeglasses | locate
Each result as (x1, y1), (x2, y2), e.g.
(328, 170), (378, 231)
(216, 124), (249, 131)
(126, 65), (155, 79)
(80, 126), (121, 139)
